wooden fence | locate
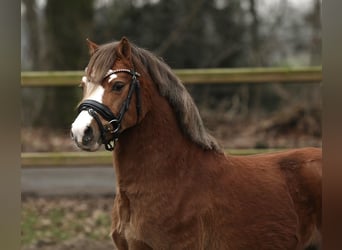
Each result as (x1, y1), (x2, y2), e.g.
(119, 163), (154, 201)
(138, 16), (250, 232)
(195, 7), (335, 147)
(21, 67), (321, 87)
(21, 67), (321, 168)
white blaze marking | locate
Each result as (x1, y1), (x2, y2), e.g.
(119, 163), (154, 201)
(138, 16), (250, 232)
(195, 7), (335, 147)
(108, 73), (117, 83)
(71, 77), (105, 143)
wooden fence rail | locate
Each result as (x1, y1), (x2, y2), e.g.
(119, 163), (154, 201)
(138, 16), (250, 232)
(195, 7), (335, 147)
(21, 67), (321, 167)
(21, 67), (322, 87)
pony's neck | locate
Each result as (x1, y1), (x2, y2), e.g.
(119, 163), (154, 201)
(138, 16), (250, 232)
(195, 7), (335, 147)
(113, 94), (204, 190)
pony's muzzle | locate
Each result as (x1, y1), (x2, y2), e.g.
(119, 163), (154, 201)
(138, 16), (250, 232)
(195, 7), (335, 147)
(82, 126), (94, 145)
(71, 111), (101, 151)
(71, 125), (95, 148)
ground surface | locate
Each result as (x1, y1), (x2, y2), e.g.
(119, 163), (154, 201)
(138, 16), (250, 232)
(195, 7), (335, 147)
(22, 196), (114, 250)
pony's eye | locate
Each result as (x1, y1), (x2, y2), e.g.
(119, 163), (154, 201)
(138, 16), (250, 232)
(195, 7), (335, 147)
(112, 82), (125, 92)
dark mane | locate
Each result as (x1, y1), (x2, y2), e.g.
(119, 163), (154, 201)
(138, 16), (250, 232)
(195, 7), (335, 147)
(86, 41), (221, 152)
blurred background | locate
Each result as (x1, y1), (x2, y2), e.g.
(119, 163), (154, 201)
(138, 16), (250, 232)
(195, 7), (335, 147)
(21, 0), (321, 249)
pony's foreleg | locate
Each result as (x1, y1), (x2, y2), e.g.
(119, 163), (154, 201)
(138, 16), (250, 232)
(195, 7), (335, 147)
(167, 224), (205, 249)
(111, 216), (152, 249)
(111, 230), (153, 250)
(127, 240), (153, 250)
(303, 226), (322, 250)
(111, 230), (128, 250)
(111, 192), (131, 249)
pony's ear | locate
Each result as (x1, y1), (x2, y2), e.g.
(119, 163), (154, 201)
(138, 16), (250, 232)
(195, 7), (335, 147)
(116, 37), (132, 60)
(86, 38), (98, 55)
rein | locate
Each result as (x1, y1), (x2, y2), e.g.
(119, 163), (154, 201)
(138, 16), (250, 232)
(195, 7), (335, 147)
(78, 69), (141, 151)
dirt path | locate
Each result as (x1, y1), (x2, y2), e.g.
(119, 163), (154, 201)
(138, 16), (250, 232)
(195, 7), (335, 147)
(22, 167), (116, 196)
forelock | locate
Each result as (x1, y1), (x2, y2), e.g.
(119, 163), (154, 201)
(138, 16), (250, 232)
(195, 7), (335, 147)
(86, 42), (119, 84)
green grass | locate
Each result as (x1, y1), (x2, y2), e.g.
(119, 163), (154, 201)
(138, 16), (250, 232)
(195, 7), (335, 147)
(21, 208), (40, 245)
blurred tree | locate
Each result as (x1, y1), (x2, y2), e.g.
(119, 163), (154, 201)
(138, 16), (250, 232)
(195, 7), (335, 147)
(45, 0), (94, 70)
(39, 0), (94, 128)
(22, 0), (40, 70)
(246, 0), (264, 119)
(21, 0), (46, 127)
(93, 0), (247, 68)
(91, 0), (249, 119)
(306, 0), (321, 65)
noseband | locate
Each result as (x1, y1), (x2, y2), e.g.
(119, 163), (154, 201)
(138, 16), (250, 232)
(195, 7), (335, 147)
(78, 69), (141, 151)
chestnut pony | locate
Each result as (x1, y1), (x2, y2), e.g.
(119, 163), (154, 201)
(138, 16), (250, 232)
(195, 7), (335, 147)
(71, 37), (321, 250)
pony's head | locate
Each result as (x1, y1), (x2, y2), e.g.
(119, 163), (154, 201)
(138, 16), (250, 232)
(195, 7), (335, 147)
(71, 37), (149, 151)
(71, 37), (220, 152)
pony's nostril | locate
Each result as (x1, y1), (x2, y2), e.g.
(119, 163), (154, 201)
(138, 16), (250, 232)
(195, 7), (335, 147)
(82, 126), (94, 145)
(70, 131), (74, 139)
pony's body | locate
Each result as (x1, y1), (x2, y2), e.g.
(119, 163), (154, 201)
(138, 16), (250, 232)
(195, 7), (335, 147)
(71, 38), (322, 250)
(111, 91), (321, 250)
